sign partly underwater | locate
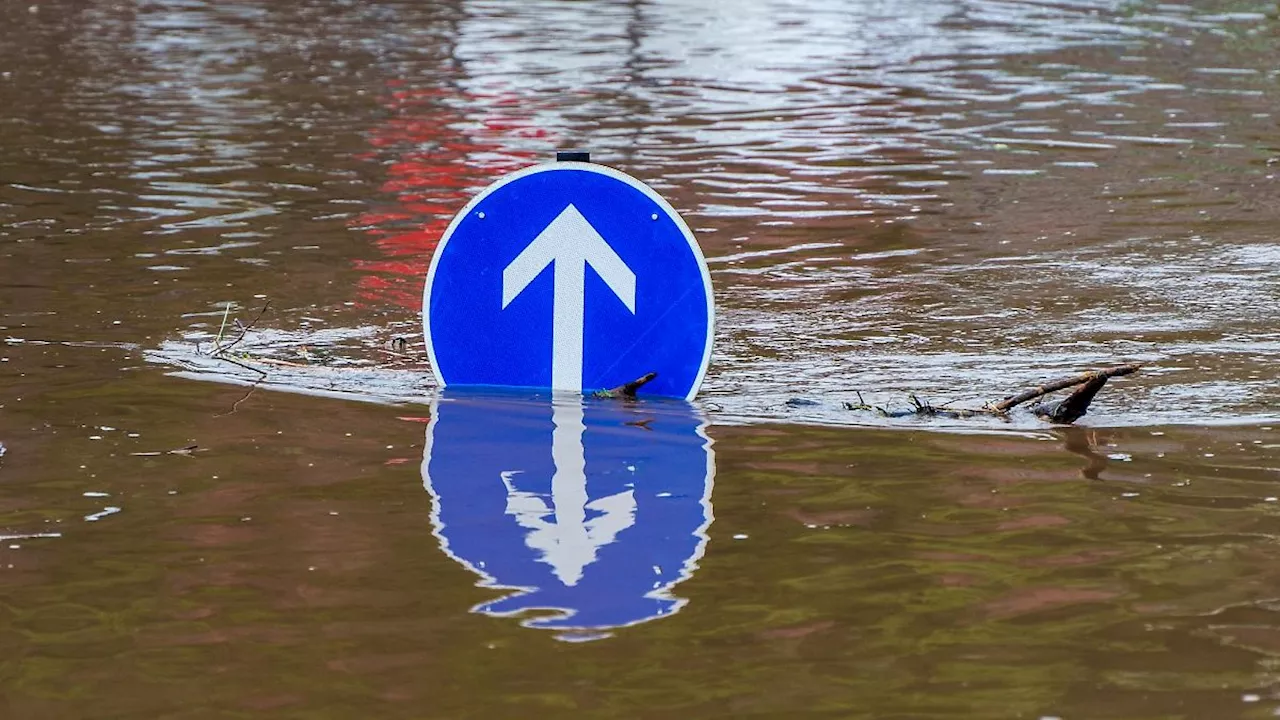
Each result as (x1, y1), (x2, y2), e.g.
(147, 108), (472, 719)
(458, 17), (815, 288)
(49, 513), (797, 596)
(423, 161), (714, 400)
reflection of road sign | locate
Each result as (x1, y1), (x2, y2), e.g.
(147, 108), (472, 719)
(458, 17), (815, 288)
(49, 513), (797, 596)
(421, 390), (715, 639)
(423, 162), (714, 400)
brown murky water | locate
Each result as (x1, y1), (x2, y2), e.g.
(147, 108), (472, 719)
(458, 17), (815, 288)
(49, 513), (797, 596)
(3, 0), (1280, 717)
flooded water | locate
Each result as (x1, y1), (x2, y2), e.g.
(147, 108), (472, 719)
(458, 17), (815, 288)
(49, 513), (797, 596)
(3, 0), (1280, 716)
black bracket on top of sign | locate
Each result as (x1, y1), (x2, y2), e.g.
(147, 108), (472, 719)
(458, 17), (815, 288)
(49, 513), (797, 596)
(556, 150), (591, 163)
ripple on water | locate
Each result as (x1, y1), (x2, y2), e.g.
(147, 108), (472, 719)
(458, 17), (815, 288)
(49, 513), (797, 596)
(5, 0), (1280, 429)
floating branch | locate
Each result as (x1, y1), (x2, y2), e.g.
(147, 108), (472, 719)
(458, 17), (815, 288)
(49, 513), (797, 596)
(989, 363), (1142, 414)
(843, 363), (1143, 424)
(594, 372), (658, 399)
(1028, 372), (1124, 424)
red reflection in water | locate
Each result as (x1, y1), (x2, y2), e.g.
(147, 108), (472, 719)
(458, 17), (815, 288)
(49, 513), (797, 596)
(353, 81), (553, 309)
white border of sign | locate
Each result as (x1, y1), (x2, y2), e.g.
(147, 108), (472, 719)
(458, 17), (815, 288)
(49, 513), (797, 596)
(422, 161), (715, 402)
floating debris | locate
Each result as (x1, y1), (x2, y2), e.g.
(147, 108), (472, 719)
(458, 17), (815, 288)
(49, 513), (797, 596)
(843, 364), (1143, 424)
(594, 372), (658, 399)
(85, 506), (121, 522)
(129, 444), (200, 457)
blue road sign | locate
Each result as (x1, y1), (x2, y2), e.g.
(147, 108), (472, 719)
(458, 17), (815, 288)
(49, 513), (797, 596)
(421, 389), (715, 639)
(423, 162), (714, 401)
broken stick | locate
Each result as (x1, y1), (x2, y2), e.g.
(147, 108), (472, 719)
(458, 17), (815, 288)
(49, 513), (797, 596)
(594, 372), (658, 399)
(989, 364), (1142, 413)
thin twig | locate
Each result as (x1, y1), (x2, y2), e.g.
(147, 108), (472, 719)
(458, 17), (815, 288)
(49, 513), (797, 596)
(215, 302), (233, 346)
(212, 354), (267, 380)
(218, 383), (259, 417)
(189, 301), (272, 416)
(208, 355), (266, 417)
(214, 301), (271, 355)
(251, 356), (312, 368)
(842, 391), (874, 412)
(130, 445), (200, 457)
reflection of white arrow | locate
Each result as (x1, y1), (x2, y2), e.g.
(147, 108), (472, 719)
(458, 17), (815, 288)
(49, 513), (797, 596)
(501, 401), (636, 586)
(502, 204), (636, 392)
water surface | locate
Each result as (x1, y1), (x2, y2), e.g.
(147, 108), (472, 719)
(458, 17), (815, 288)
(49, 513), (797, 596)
(3, 0), (1280, 717)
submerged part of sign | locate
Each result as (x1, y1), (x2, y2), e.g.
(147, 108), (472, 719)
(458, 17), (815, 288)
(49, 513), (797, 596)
(423, 162), (714, 400)
(421, 390), (715, 639)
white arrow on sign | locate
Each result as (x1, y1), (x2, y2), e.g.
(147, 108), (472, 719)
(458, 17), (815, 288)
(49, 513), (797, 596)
(502, 204), (636, 392)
